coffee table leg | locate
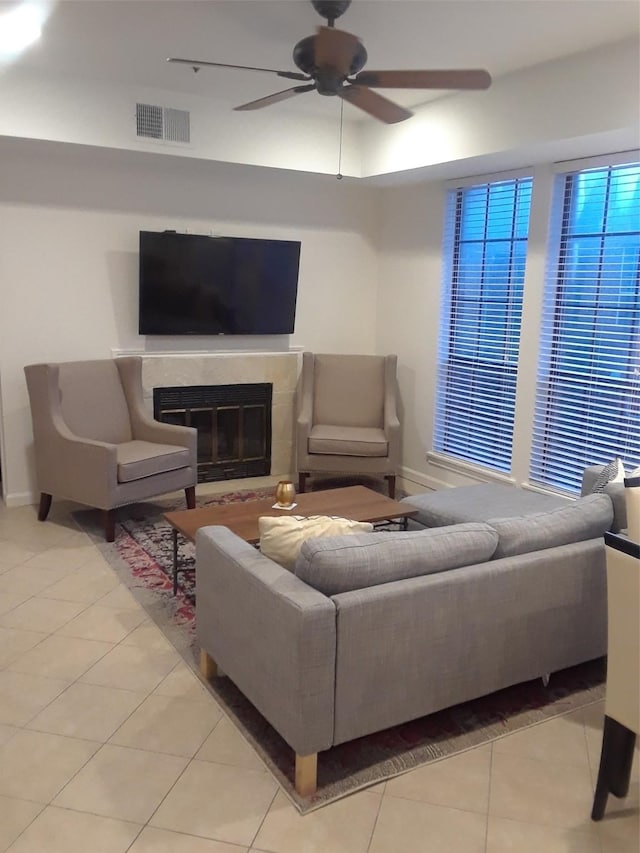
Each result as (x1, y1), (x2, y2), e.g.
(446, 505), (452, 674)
(172, 528), (179, 596)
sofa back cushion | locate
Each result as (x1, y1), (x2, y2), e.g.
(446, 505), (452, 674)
(488, 493), (613, 559)
(259, 515), (373, 571)
(294, 522), (499, 595)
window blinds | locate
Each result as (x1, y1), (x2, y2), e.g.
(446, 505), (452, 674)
(434, 177), (533, 472)
(530, 162), (640, 492)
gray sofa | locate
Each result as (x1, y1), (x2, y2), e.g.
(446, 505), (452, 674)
(196, 491), (615, 796)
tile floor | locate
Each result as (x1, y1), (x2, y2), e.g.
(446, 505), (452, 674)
(0, 488), (637, 853)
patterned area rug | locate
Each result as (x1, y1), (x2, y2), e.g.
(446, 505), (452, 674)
(74, 486), (606, 815)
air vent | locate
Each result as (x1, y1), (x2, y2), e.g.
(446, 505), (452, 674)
(136, 103), (190, 144)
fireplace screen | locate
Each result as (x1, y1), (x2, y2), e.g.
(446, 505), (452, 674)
(153, 383), (272, 483)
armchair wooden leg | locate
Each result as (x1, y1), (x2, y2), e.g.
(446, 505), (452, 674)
(104, 510), (116, 543)
(298, 473), (308, 493)
(385, 475), (396, 499)
(295, 752), (317, 797)
(200, 648), (223, 679)
(185, 486), (196, 509)
(37, 493), (52, 521)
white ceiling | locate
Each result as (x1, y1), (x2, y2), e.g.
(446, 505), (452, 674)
(2, 0), (639, 122)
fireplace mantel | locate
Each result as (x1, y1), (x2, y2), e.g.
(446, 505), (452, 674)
(112, 350), (300, 479)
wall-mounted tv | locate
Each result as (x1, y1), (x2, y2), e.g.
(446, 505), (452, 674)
(138, 230), (301, 335)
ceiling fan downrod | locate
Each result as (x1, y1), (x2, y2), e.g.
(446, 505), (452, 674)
(310, 0), (352, 27)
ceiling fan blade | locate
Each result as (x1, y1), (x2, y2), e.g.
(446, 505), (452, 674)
(353, 69), (492, 90)
(167, 57), (309, 82)
(314, 25), (361, 75)
(339, 85), (413, 124)
(234, 84), (316, 112)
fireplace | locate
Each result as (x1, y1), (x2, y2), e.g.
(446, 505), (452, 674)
(153, 383), (272, 483)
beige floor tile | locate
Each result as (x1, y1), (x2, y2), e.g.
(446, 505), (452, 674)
(53, 743), (188, 823)
(384, 744), (491, 813)
(489, 751), (598, 834)
(97, 584), (144, 611)
(0, 597), (87, 633)
(5, 806), (142, 853)
(0, 670), (70, 726)
(486, 814), (601, 852)
(195, 717), (265, 770)
(0, 592), (32, 616)
(368, 794), (487, 853)
(21, 543), (100, 572)
(55, 604), (147, 642)
(26, 681), (147, 741)
(0, 543), (37, 566)
(109, 693), (222, 757)
(128, 826), (249, 853)
(254, 789), (382, 853)
(42, 566), (120, 603)
(493, 713), (591, 769)
(79, 643), (180, 693)
(120, 620), (176, 651)
(0, 729), (99, 802)
(0, 564), (80, 596)
(153, 663), (211, 700)
(7, 634), (114, 680)
(599, 810), (640, 853)
(0, 627), (48, 669)
(0, 796), (43, 852)
(150, 759), (277, 846)
(0, 723), (18, 748)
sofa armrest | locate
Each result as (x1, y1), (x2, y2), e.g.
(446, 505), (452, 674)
(195, 526), (337, 756)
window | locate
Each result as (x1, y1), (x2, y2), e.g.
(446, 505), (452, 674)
(531, 161), (640, 492)
(434, 176), (533, 472)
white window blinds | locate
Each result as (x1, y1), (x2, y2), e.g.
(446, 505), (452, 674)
(434, 177), (532, 472)
(530, 161), (640, 492)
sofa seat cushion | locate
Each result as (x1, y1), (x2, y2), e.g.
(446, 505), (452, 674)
(308, 425), (388, 457)
(116, 440), (190, 483)
(488, 493), (613, 559)
(295, 522), (499, 595)
(259, 515), (373, 571)
(401, 483), (567, 528)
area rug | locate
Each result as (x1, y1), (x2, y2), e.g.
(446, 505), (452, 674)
(74, 488), (606, 814)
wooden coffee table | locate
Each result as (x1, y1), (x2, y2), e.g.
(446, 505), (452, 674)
(164, 485), (418, 594)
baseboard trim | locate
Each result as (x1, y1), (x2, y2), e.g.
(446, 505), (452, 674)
(3, 490), (35, 508)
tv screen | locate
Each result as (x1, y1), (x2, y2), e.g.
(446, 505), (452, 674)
(138, 230), (301, 335)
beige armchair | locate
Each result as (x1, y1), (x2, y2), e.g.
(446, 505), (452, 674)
(24, 357), (197, 542)
(296, 352), (400, 498)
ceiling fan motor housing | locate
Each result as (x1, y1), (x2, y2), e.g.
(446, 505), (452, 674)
(293, 34), (367, 93)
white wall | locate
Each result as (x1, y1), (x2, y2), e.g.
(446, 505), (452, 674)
(0, 138), (381, 504)
(361, 38), (640, 179)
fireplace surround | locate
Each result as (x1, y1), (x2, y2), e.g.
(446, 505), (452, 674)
(120, 350), (300, 483)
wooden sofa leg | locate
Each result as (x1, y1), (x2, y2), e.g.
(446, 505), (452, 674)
(386, 475), (396, 499)
(200, 648), (223, 679)
(185, 485), (196, 509)
(295, 753), (318, 797)
(38, 493), (52, 521)
(298, 473), (308, 493)
(104, 510), (116, 543)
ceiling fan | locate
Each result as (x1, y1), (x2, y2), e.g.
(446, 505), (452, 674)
(168, 0), (491, 124)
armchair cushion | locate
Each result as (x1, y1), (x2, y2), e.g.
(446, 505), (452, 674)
(308, 425), (388, 457)
(116, 441), (191, 483)
(59, 361), (133, 444)
(314, 354), (385, 427)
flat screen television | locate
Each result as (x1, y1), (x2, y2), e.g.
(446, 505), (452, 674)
(138, 230), (301, 335)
